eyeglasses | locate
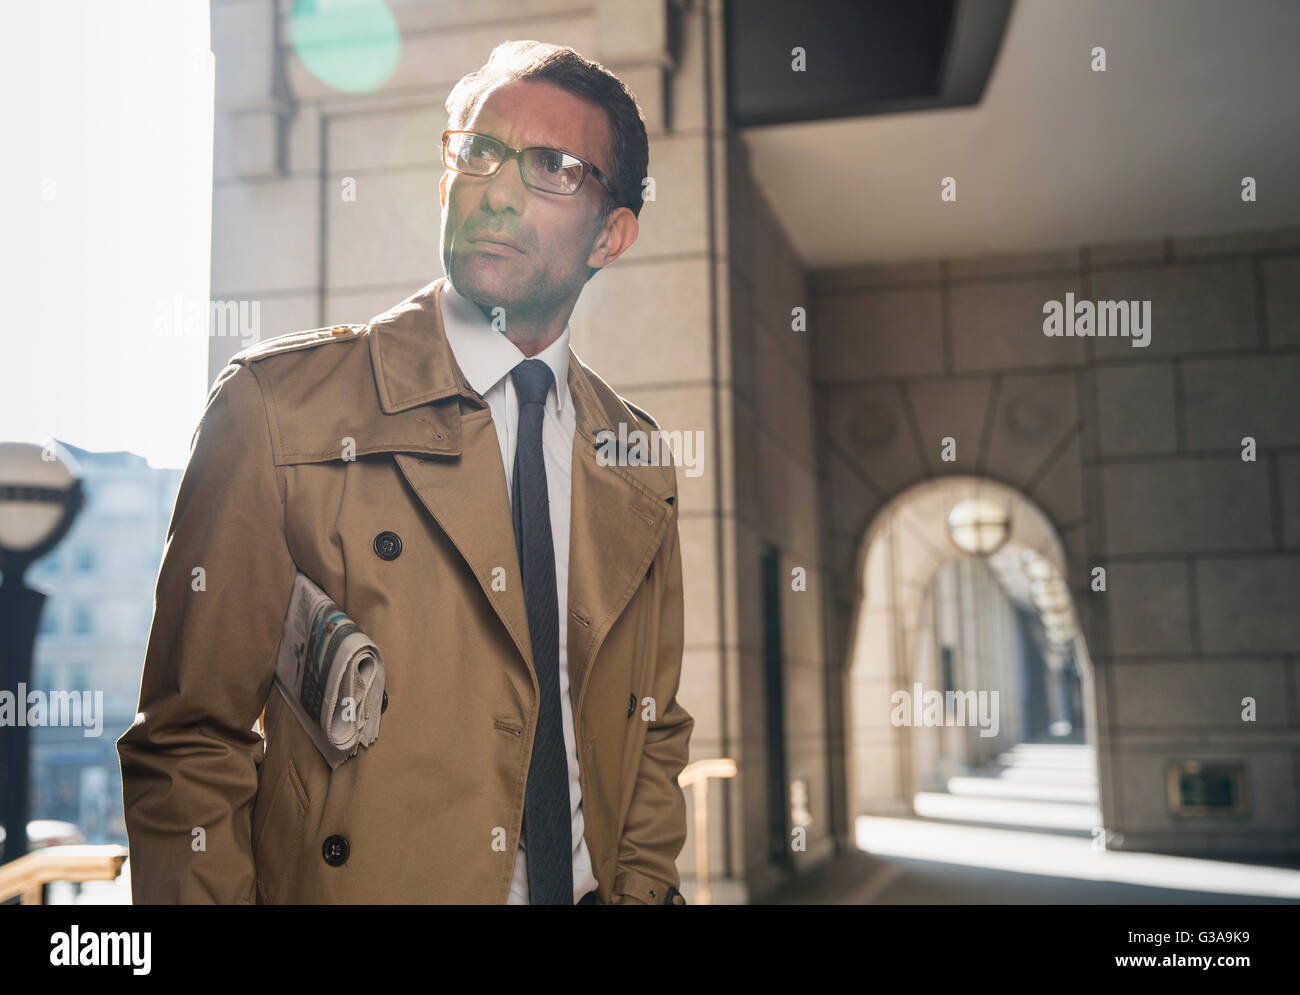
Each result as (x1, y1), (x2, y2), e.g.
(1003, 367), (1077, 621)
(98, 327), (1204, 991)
(441, 130), (615, 197)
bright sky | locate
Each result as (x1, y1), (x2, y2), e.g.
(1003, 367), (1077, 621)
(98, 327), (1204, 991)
(0, 0), (212, 470)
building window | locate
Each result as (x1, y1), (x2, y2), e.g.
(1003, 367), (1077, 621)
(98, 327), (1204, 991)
(39, 607), (59, 635)
(35, 666), (55, 696)
(72, 605), (93, 635)
(75, 547), (96, 572)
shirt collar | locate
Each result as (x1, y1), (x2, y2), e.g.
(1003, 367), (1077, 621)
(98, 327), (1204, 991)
(439, 278), (572, 412)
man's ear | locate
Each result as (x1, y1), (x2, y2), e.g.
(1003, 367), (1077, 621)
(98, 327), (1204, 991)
(439, 171), (448, 209)
(586, 206), (638, 271)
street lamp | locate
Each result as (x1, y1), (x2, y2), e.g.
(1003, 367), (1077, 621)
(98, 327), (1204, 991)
(0, 441), (84, 862)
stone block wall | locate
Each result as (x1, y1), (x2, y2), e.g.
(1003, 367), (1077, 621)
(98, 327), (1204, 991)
(812, 227), (1300, 859)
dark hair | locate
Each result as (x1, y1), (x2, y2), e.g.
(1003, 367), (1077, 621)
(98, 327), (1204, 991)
(445, 40), (649, 222)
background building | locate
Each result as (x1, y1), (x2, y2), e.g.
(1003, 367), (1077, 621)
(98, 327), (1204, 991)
(25, 445), (182, 850)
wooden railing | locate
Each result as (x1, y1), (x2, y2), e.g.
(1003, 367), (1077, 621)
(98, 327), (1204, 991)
(0, 845), (129, 905)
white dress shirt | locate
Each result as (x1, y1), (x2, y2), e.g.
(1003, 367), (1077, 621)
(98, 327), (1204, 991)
(439, 279), (599, 905)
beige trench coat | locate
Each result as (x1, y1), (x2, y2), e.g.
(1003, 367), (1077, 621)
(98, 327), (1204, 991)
(116, 277), (693, 904)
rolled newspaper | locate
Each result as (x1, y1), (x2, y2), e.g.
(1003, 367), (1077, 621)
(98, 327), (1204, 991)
(273, 571), (385, 770)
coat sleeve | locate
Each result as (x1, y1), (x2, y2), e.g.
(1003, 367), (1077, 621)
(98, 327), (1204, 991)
(116, 360), (297, 904)
(608, 506), (694, 905)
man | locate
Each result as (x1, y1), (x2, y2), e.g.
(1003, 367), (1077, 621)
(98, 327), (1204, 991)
(117, 40), (693, 905)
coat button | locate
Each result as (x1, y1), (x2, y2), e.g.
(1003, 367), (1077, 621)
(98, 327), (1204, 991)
(322, 834), (350, 866)
(381, 689), (389, 713)
(373, 531), (402, 560)
(627, 693), (635, 716)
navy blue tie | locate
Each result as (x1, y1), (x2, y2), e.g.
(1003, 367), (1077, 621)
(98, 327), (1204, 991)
(510, 358), (573, 904)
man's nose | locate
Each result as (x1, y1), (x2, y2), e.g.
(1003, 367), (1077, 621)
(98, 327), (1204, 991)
(480, 157), (528, 214)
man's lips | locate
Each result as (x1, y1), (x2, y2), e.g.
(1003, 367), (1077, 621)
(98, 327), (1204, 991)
(468, 233), (524, 253)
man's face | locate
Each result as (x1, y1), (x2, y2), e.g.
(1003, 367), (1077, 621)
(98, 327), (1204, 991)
(439, 78), (629, 318)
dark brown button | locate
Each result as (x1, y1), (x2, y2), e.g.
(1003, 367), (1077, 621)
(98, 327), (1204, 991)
(373, 531), (401, 560)
(627, 693), (635, 716)
(322, 834), (349, 866)
(381, 689), (388, 713)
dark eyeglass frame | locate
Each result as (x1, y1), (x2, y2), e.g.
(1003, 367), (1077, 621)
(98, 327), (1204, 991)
(441, 129), (616, 198)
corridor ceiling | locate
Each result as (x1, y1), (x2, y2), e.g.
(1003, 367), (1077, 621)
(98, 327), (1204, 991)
(735, 0), (1300, 266)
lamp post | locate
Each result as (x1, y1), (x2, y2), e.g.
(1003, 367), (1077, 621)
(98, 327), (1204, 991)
(0, 441), (84, 862)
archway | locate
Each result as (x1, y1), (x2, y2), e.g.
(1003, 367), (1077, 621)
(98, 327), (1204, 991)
(843, 475), (1102, 835)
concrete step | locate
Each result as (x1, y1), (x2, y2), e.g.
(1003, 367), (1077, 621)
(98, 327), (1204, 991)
(993, 767), (1097, 787)
(996, 754), (1095, 770)
(946, 775), (1098, 804)
(913, 791), (1101, 831)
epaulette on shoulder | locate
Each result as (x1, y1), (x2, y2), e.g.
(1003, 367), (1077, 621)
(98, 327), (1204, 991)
(621, 396), (660, 430)
(230, 323), (366, 365)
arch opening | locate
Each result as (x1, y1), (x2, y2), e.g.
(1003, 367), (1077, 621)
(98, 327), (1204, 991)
(844, 475), (1103, 843)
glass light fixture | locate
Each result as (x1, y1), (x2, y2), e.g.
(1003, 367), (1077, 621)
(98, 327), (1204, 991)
(1024, 557), (1055, 582)
(946, 498), (1011, 556)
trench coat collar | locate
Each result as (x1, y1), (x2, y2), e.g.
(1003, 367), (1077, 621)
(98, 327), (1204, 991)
(370, 277), (676, 714)
(438, 276), (573, 415)
(369, 278), (471, 413)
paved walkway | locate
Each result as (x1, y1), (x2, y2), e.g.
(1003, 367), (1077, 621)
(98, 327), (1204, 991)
(762, 742), (1300, 905)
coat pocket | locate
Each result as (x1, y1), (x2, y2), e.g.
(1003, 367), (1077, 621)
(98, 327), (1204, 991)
(252, 755), (310, 904)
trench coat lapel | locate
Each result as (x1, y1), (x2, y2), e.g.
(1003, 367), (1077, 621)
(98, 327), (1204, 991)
(565, 352), (675, 714)
(370, 278), (673, 716)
